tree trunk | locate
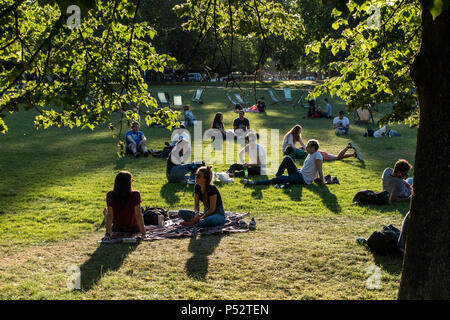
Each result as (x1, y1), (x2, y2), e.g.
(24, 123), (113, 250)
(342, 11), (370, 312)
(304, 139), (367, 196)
(398, 7), (450, 299)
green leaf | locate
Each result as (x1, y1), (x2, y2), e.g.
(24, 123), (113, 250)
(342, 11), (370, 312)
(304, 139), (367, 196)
(423, 0), (449, 20)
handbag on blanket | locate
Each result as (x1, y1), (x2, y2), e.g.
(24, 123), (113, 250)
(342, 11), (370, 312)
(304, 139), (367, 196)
(142, 207), (168, 225)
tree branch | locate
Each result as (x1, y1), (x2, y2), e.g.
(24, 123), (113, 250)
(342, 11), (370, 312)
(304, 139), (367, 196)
(0, 13), (64, 98)
(0, 0), (26, 20)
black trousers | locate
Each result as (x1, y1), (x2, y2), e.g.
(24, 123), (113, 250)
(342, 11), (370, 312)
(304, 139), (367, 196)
(227, 163), (261, 177)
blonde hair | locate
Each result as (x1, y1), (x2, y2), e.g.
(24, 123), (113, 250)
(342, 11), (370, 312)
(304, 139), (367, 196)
(284, 124), (302, 143)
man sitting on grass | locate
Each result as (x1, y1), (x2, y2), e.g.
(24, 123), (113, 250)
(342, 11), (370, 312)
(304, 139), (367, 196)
(233, 110), (251, 136)
(126, 121), (149, 157)
(227, 132), (267, 177)
(381, 159), (413, 202)
(244, 139), (325, 186)
(333, 110), (350, 136)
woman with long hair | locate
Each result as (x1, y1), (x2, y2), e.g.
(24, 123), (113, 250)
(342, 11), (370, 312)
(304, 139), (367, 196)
(104, 171), (146, 238)
(282, 124), (306, 157)
(211, 112), (227, 138)
(178, 166), (227, 228)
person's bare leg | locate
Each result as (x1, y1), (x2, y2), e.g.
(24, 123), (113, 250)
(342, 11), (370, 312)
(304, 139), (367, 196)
(337, 146), (352, 160)
(138, 140), (148, 154)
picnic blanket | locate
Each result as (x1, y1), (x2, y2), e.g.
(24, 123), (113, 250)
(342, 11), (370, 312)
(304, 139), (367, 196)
(100, 211), (249, 244)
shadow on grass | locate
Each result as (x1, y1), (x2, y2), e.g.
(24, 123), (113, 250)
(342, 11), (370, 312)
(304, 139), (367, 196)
(80, 243), (139, 291)
(249, 175), (269, 199)
(185, 234), (223, 281)
(353, 203), (409, 214)
(282, 184), (303, 202)
(160, 182), (191, 205)
(345, 160), (367, 169)
(309, 184), (341, 213)
(374, 253), (404, 276)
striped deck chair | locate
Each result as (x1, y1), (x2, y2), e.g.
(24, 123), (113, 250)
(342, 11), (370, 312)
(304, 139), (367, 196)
(268, 89), (280, 105)
(226, 92), (238, 107)
(234, 93), (249, 106)
(283, 88), (293, 102)
(192, 88), (204, 104)
(157, 92), (171, 107)
(173, 95), (183, 110)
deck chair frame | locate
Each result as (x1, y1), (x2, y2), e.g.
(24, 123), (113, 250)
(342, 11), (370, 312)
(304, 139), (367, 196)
(157, 92), (171, 108)
(283, 88), (293, 102)
(192, 88), (204, 104)
(292, 90), (310, 108)
(268, 89), (280, 105)
(354, 106), (374, 124)
(226, 92), (238, 107)
(234, 93), (249, 106)
(173, 95), (184, 110)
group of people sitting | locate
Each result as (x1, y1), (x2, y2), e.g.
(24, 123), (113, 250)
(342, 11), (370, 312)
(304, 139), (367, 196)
(109, 110), (413, 240)
(307, 97), (333, 119)
(104, 165), (228, 239)
(211, 110), (255, 141)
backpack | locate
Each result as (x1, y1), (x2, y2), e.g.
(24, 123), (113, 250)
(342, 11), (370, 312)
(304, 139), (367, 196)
(353, 189), (389, 205)
(142, 207), (168, 225)
(366, 225), (402, 256)
(363, 128), (374, 137)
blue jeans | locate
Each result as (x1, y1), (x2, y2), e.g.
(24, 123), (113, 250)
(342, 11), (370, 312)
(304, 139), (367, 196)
(178, 205), (226, 228)
(167, 163), (196, 183)
(254, 156), (306, 185)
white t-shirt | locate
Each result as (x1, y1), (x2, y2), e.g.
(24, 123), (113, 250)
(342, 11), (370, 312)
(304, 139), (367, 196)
(300, 151), (323, 184)
(171, 130), (191, 146)
(333, 116), (349, 128)
(240, 143), (267, 174)
(282, 134), (303, 152)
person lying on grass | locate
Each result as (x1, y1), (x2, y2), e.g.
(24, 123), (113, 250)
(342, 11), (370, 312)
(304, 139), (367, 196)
(226, 132), (267, 177)
(244, 139), (325, 186)
(178, 166), (227, 228)
(319, 142), (363, 162)
(104, 171), (146, 239)
(282, 124), (307, 158)
(125, 121), (149, 158)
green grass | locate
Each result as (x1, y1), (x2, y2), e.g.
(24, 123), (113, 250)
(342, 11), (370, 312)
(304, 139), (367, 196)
(0, 81), (416, 299)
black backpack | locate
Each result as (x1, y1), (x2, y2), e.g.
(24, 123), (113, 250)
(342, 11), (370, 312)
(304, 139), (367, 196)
(353, 190), (389, 205)
(142, 207), (168, 225)
(364, 128), (374, 137)
(367, 225), (402, 256)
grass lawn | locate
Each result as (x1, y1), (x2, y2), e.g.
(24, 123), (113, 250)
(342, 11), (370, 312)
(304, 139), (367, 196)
(0, 81), (416, 299)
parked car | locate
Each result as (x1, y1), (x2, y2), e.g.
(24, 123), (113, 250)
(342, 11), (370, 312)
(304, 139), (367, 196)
(163, 73), (177, 82)
(184, 73), (202, 82)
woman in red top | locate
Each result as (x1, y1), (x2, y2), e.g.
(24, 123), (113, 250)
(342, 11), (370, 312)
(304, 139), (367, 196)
(104, 171), (146, 238)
